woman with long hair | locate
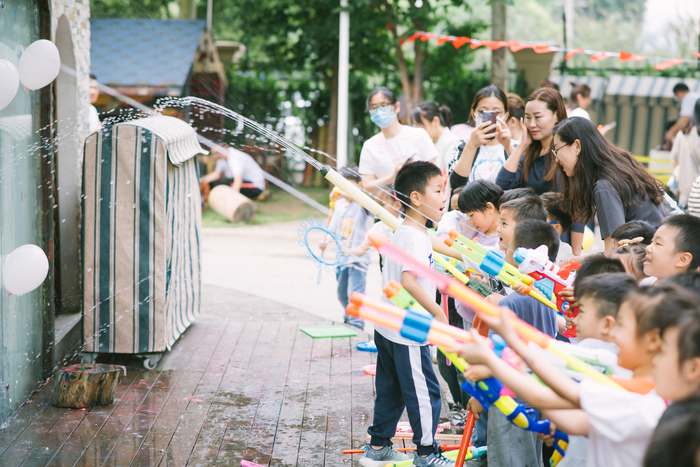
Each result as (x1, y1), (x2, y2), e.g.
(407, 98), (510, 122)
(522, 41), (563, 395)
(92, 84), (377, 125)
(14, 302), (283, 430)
(552, 116), (666, 256)
(410, 102), (460, 171)
(358, 87), (438, 193)
(567, 83), (592, 120)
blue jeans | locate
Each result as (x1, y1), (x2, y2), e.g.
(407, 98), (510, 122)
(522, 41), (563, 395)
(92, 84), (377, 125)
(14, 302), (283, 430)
(337, 265), (367, 323)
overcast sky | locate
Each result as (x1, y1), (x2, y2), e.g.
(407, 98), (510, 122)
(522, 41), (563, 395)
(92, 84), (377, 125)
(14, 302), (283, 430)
(641, 0), (699, 51)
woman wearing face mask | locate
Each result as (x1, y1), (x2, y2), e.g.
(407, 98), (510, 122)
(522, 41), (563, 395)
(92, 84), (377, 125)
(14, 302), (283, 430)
(410, 102), (460, 171)
(445, 85), (513, 208)
(552, 116), (666, 256)
(358, 87), (438, 193)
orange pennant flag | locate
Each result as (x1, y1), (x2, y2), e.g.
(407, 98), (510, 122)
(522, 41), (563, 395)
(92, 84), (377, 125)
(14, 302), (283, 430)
(694, 52), (700, 59)
(452, 37), (470, 49)
(509, 40), (531, 52)
(591, 51), (616, 63)
(407, 32), (423, 43)
(437, 36), (452, 46)
(420, 33), (434, 42)
(488, 41), (509, 50)
(654, 58), (685, 70)
(534, 44), (557, 54)
(565, 48), (584, 60)
(618, 51), (645, 62)
(470, 39), (487, 49)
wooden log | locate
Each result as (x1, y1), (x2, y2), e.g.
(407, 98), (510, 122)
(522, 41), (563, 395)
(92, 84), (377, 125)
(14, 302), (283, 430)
(51, 363), (126, 409)
(208, 185), (255, 223)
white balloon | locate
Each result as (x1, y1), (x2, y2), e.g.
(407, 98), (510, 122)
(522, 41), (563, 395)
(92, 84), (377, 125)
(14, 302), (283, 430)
(3, 244), (49, 296)
(0, 59), (19, 111)
(19, 39), (61, 91)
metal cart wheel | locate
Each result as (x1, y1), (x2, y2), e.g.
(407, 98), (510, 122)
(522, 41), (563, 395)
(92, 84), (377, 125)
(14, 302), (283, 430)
(141, 353), (162, 370)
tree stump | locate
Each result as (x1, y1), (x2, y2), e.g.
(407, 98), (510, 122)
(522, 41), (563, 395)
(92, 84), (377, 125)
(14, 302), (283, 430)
(51, 363), (126, 408)
(208, 184), (255, 222)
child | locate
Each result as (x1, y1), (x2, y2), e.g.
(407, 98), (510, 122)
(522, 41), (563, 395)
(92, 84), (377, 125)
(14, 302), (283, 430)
(360, 161), (454, 467)
(643, 395), (700, 467)
(613, 244), (648, 282)
(541, 192), (574, 264)
(611, 220), (656, 247)
(499, 186), (538, 205)
(643, 214), (700, 284)
(471, 219), (562, 467)
(458, 285), (700, 467)
(457, 180), (503, 240)
(496, 196), (547, 254)
(324, 166), (374, 330)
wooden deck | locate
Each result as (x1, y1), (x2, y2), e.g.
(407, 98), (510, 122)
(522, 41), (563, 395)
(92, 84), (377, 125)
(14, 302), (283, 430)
(0, 286), (456, 466)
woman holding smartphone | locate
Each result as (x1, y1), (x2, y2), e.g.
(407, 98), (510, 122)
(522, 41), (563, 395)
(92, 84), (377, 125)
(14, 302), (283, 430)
(446, 85), (513, 206)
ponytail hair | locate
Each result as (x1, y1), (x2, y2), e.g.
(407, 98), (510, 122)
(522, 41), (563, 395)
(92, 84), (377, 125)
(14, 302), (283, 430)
(411, 101), (453, 128)
(568, 83), (591, 110)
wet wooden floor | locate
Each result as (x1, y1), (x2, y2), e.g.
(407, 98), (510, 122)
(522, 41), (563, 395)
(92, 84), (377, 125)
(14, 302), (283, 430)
(0, 286), (455, 467)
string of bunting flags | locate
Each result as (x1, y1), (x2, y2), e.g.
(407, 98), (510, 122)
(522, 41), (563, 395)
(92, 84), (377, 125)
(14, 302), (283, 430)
(400, 30), (700, 71)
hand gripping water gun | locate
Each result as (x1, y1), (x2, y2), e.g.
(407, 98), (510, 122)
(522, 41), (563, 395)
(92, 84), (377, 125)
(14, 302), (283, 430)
(366, 231), (625, 391)
(434, 255), (493, 298)
(354, 284), (568, 465)
(513, 245), (581, 337)
(444, 230), (558, 311)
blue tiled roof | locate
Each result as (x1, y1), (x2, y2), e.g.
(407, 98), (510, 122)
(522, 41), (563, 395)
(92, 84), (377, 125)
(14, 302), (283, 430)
(90, 19), (205, 88)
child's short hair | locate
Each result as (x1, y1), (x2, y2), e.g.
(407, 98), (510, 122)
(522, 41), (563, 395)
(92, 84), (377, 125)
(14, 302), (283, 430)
(541, 192), (573, 233)
(457, 180), (504, 213)
(394, 161), (443, 210)
(611, 220), (656, 245)
(499, 187), (537, 205)
(511, 219), (560, 262)
(500, 196), (547, 223)
(573, 273), (637, 319)
(623, 284), (700, 337)
(662, 271), (700, 302)
(614, 244), (647, 280)
(339, 165), (361, 183)
(660, 215), (700, 270)
(643, 395), (700, 467)
(573, 255), (625, 289)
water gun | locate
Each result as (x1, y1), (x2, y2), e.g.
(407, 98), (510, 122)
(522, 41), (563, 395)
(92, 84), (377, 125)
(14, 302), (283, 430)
(366, 231), (625, 391)
(513, 245), (581, 337)
(444, 230), (558, 311)
(359, 284), (569, 465)
(434, 255), (492, 298)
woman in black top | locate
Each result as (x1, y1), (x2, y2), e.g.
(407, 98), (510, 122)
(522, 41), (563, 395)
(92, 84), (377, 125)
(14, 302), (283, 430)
(552, 117), (666, 256)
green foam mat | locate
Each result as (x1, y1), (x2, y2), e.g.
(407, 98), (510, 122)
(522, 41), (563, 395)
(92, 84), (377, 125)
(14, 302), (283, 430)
(299, 326), (357, 338)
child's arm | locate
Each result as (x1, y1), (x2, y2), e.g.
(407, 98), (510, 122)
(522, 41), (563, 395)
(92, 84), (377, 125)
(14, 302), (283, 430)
(557, 315), (567, 334)
(343, 237), (372, 257)
(477, 309), (583, 407)
(402, 271), (448, 324)
(455, 330), (577, 410)
(541, 409), (590, 436)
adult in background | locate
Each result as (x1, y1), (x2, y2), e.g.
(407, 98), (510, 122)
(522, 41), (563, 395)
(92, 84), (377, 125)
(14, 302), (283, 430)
(199, 144), (267, 201)
(669, 99), (700, 208)
(506, 93), (525, 147)
(666, 82), (700, 143)
(410, 102), (460, 171)
(359, 87), (437, 194)
(552, 116), (666, 256)
(566, 83), (592, 120)
(495, 87), (584, 254)
(88, 74), (102, 133)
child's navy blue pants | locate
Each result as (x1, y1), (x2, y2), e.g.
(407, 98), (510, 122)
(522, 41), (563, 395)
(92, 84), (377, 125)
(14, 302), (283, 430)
(368, 330), (442, 456)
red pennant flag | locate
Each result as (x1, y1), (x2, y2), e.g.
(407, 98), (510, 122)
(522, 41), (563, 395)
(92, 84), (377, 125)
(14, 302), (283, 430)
(509, 40), (531, 52)
(533, 44), (557, 54)
(591, 51), (616, 63)
(385, 24), (395, 30)
(399, 38), (405, 46)
(407, 32), (423, 43)
(420, 33), (434, 42)
(452, 37), (470, 49)
(654, 58), (685, 70)
(487, 41), (509, 50)
(437, 36), (452, 46)
(694, 52), (700, 59)
(565, 48), (584, 60)
(470, 39), (488, 49)
(618, 51), (645, 62)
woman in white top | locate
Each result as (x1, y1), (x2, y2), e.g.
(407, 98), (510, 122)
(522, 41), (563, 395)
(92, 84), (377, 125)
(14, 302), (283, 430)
(566, 82), (592, 120)
(506, 93), (525, 147)
(358, 87), (437, 193)
(445, 85), (513, 207)
(410, 102), (460, 171)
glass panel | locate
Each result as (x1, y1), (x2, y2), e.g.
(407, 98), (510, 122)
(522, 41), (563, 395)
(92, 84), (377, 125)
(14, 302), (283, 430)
(0, 0), (46, 423)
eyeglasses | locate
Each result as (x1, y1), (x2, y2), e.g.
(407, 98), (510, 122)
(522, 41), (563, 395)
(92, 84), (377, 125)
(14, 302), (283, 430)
(551, 142), (571, 157)
(369, 102), (395, 112)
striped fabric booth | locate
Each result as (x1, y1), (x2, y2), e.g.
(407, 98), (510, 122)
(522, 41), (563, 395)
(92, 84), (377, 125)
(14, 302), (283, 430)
(81, 116), (205, 358)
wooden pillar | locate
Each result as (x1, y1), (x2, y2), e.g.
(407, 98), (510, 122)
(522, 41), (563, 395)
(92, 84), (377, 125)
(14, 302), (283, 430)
(491, 1), (508, 91)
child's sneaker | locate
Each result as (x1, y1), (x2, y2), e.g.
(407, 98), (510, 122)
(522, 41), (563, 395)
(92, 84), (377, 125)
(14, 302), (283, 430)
(359, 442), (410, 467)
(412, 452), (457, 466)
(450, 405), (466, 433)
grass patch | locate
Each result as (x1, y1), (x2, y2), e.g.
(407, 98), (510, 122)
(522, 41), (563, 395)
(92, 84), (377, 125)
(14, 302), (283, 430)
(202, 185), (331, 228)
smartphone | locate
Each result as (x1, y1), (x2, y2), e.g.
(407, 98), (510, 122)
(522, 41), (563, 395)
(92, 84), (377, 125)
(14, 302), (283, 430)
(482, 110), (498, 137)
